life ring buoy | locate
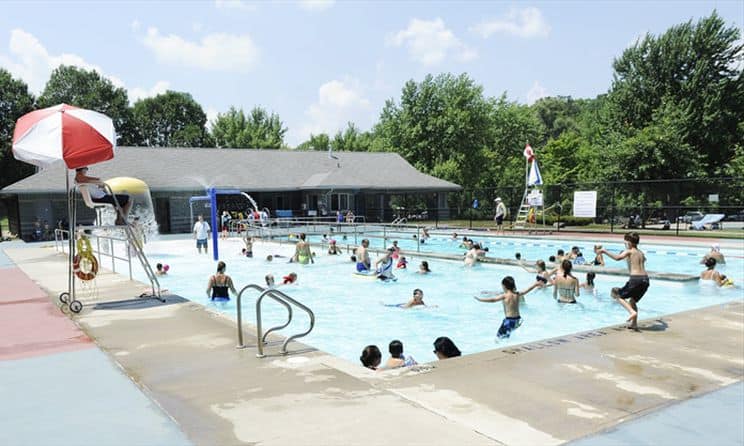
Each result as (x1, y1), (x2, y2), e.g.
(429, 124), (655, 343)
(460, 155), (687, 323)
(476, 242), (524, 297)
(74, 235), (98, 281)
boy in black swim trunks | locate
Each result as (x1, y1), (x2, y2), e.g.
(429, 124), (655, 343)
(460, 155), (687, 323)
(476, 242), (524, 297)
(600, 232), (650, 330)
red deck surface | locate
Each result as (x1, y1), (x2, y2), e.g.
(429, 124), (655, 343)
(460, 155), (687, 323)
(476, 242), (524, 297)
(0, 267), (92, 361)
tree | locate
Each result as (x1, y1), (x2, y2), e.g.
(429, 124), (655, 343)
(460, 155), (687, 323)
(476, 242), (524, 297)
(608, 12), (743, 172)
(37, 65), (134, 144)
(374, 73), (495, 190)
(531, 96), (587, 143)
(296, 133), (330, 151)
(331, 122), (376, 152)
(211, 106), (286, 149)
(130, 91), (210, 147)
(0, 69), (35, 188)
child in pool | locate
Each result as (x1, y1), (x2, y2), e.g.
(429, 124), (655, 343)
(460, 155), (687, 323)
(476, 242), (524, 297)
(155, 263), (168, 276)
(417, 261), (431, 274)
(265, 274), (275, 287)
(580, 272), (596, 291)
(396, 256), (408, 269)
(281, 272), (298, 285)
(385, 340), (418, 369)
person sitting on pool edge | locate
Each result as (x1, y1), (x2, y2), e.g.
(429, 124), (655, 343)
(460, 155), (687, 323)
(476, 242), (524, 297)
(206, 261), (238, 302)
(433, 337), (461, 359)
(74, 166), (132, 225)
(360, 345), (381, 370)
(385, 340), (417, 369)
(474, 276), (540, 339)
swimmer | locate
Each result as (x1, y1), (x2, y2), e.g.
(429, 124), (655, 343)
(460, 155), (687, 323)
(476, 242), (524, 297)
(421, 228), (430, 240)
(553, 260), (580, 303)
(375, 248), (396, 281)
(403, 288), (435, 308)
(592, 245), (605, 266)
(243, 235), (253, 257)
(155, 263), (168, 276)
(396, 256), (408, 269)
(417, 261), (431, 274)
(281, 272), (298, 285)
(580, 272), (596, 292)
(265, 274), (275, 288)
(515, 252), (522, 261)
(464, 244), (486, 267)
(600, 232), (649, 330)
(451, 232), (458, 240)
(385, 340), (417, 368)
(433, 336), (461, 359)
(327, 239), (341, 255)
(292, 233), (313, 264)
(474, 276), (539, 339)
(573, 251), (586, 265)
(389, 240), (401, 259)
(360, 345), (381, 370)
(556, 249), (566, 262)
(701, 244), (726, 265)
(520, 260), (552, 287)
(206, 261), (238, 301)
(350, 255), (357, 263)
(700, 257), (732, 286)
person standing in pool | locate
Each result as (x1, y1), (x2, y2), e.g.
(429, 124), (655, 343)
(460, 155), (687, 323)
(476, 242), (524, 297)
(354, 239), (371, 272)
(206, 261), (238, 301)
(474, 276), (539, 339)
(375, 248), (396, 281)
(553, 260), (580, 303)
(292, 233), (313, 264)
(599, 232), (650, 330)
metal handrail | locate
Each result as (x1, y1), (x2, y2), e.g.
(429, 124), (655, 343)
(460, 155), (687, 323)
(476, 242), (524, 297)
(55, 228), (135, 280)
(235, 284), (292, 349)
(255, 288), (315, 358)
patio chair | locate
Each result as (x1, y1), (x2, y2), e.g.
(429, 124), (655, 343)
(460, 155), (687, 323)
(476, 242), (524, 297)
(691, 214), (725, 230)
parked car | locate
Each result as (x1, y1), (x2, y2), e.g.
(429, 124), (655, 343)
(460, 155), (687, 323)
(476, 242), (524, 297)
(724, 210), (744, 222)
(677, 211), (704, 223)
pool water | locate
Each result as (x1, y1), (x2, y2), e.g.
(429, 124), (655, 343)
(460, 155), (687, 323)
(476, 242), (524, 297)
(311, 231), (741, 276)
(132, 237), (742, 366)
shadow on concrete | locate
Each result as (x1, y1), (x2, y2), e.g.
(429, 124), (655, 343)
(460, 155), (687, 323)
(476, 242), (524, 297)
(91, 294), (188, 311)
(639, 319), (669, 332)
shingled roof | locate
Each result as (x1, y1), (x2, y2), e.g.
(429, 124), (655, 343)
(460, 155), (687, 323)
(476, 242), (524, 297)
(2, 147), (461, 194)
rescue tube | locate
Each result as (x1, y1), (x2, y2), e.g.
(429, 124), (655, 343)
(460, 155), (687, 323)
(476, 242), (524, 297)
(74, 235), (98, 281)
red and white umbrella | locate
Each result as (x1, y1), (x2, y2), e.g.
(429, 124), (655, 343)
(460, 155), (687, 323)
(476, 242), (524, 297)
(12, 103), (116, 170)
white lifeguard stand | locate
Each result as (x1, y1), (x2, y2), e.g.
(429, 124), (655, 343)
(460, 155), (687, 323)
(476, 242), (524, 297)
(514, 147), (545, 231)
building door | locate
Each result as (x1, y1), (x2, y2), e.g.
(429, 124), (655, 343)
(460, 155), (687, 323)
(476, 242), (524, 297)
(155, 198), (171, 234)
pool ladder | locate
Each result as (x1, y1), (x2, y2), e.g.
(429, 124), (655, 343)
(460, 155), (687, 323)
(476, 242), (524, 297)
(236, 284), (315, 358)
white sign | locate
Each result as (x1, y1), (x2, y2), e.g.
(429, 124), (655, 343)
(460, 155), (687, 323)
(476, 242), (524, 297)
(709, 194), (719, 203)
(573, 191), (597, 218)
(527, 190), (543, 206)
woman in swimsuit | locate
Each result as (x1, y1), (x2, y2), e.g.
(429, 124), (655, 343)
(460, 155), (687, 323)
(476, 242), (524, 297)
(293, 233), (313, 265)
(592, 245), (605, 266)
(700, 257), (732, 286)
(206, 261), (238, 301)
(553, 260), (580, 303)
(580, 272), (596, 292)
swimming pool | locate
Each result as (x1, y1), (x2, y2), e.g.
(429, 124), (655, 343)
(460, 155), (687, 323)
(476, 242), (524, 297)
(128, 236), (743, 366)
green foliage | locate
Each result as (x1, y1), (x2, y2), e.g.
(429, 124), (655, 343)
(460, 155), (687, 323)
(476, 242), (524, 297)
(211, 106), (286, 149)
(131, 91), (209, 147)
(297, 133), (330, 151)
(0, 69), (35, 187)
(608, 12), (743, 172)
(37, 65), (134, 144)
(374, 73), (493, 190)
(331, 122), (376, 152)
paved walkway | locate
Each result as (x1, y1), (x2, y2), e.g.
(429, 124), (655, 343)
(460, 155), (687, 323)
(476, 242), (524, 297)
(0, 243), (191, 446)
(3, 245), (742, 445)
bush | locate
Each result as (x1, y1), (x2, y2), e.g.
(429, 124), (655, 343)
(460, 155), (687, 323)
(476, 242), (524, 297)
(540, 214), (595, 226)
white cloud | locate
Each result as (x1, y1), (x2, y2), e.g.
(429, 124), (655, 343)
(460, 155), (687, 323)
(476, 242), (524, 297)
(388, 18), (477, 66)
(0, 28), (170, 107)
(526, 81), (548, 105)
(471, 7), (550, 39)
(130, 20), (141, 32)
(298, 0), (335, 11)
(0, 28), (125, 93)
(192, 22), (204, 33)
(129, 80), (171, 103)
(214, 0), (257, 11)
(292, 78), (371, 145)
(141, 27), (259, 72)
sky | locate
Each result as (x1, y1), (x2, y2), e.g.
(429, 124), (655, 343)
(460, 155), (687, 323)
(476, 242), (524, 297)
(1, 1), (742, 146)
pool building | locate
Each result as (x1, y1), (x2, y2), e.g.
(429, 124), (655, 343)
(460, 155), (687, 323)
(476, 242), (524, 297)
(0, 147), (461, 238)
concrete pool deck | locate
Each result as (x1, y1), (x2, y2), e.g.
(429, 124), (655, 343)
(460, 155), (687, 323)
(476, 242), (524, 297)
(2, 244), (743, 445)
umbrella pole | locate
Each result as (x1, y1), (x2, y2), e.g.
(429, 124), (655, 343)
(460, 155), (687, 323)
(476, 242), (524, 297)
(67, 172), (76, 303)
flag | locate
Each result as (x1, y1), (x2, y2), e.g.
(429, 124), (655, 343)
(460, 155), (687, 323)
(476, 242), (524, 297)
(523, 144), (535, 162)
(528, 160), (543, 186)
